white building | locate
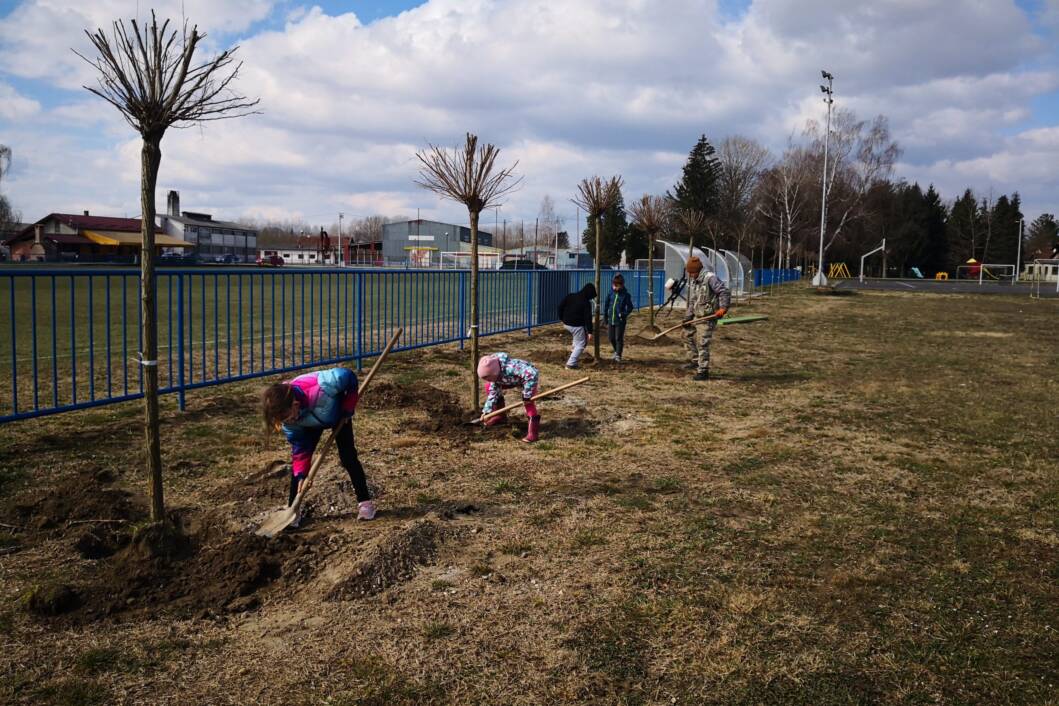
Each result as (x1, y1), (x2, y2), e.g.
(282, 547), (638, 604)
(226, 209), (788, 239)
(258, 247), (339, 266)
(157, 190), (258, 261)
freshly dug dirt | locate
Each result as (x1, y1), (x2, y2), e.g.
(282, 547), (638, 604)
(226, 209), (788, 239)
(630, 331), (681, 346)
(359, 382), (434, 410)
(327, 518), (447, 600)
(4, 468), (144, 532)
(78, 519), (317, 621)
(21, 583), (81, 616)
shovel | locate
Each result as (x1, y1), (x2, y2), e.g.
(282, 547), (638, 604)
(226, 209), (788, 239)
(466, 376), (590, 425)
(650, 314), (718, 340)
(255, 328), (403, 538)
(650, 313), (769, 340)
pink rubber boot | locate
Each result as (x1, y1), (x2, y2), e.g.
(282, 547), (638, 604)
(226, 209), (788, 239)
(522, 401), (540, 443)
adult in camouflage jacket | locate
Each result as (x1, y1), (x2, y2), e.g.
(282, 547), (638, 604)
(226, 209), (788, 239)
(682, 256), (731, 380)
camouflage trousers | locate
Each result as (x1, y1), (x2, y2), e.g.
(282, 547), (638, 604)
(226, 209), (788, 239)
(682, 318), (717, 372)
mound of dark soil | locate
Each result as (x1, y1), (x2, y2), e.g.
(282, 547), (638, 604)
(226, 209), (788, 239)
(21, 582), (81, 616)
(79, 520), (316, 621)
(6, 469), (144, 532)
(327, 519), (446, 600)
(359, 382), (433, 410)
(630, 331), (680, 346)
(406, 386), (479, 436)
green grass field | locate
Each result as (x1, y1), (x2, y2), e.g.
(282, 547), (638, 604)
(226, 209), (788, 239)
(0, 269), (548, 416)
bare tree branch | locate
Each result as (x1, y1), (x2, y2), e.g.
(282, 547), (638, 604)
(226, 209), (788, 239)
(415, 133), (522, 215)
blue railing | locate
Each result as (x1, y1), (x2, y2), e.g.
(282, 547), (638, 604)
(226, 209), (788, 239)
(0, 268), (663, 423)
(754, 268), (801, 287)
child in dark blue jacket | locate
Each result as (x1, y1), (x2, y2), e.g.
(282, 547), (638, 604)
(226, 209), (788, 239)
(603, 274), (634, 361)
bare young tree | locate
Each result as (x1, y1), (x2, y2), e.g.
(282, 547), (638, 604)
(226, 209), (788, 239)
(416, 133), (521, 410)
(572, 175), (623, 361)
(78, 12), (258, 523)
(675, 207), (707, 260)
(629, 194), (670, 330)
(0, 145), (13, 230)
(0, 144), (10, 191)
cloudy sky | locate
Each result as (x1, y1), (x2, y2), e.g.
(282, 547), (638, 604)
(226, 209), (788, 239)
(1, 0), (1058, 232)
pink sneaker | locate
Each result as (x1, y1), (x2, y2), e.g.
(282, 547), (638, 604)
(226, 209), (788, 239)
(357, 500), (377, 521)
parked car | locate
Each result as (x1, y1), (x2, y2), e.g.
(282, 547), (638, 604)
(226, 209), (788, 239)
(256, 253), (284, 267)
(160, 251), (198, 265)
(213, 254), (237, 264)
(499, 259), (548, 270)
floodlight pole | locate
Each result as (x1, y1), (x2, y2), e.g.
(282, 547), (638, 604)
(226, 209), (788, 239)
(338, 212), (344, 266)
(1014, 217), (1023, 285)
(812, 71), (834, 287)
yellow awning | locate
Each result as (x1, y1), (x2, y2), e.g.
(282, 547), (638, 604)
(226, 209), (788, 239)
(83, 230), (194, 247)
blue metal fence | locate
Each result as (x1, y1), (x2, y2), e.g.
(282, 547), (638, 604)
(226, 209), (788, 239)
(0, 267), (663, 423)
(754, 268), (802, 287)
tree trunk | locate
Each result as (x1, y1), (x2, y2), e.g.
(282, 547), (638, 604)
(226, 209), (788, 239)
(469, 209), (480, 411)
(647, 232), (655, 328)
(141, 136), (164, 522)
(593, 215), (602, 361)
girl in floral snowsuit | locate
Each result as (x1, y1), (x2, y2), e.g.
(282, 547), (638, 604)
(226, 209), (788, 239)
(477, 353), (541, 443)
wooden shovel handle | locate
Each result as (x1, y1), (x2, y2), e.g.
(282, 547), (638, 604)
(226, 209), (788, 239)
(477, 376), (590, 424)
(653, 314), (718, 340)
(297, 328), (402, 497)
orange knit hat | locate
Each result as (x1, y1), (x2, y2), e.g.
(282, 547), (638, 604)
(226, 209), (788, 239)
(685, 256), (703, 275)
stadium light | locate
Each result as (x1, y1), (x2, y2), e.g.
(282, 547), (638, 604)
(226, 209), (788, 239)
(812, 70), (835, 287)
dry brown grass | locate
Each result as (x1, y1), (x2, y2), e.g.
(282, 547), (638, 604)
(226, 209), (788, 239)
(1, 286), (1057, 704)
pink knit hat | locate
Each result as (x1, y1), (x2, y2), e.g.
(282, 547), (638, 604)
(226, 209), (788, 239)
(477, 354), (501, 380)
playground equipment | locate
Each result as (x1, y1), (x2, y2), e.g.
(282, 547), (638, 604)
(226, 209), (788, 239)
(956, 263), (1017, 284)
(935, 272), (949, 280)
(828, 262), (852, 279)
(858, 239), (885, 283)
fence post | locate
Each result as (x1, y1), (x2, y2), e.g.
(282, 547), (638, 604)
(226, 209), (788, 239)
(176, 273), (186, 412)
(526, 271), (533, 336)
(356, 271), (365, 372)
(458, 270), (466, 350)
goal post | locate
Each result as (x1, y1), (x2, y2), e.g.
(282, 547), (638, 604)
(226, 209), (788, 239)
(440, 251), (501, 270)
(1028, 258), (1059, 298)
(956, 263), (1016, 283)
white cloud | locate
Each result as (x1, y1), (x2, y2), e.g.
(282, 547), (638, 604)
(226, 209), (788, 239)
(1, 0), (1058, 227)
(0, 81), (40, 120)
(0, 0), (277, 89)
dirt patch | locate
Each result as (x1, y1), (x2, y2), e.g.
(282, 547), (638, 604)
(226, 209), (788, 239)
(4, 468), (144, 532)
(77, 516), (317, 621)
(21, 583), (81, 616)
(358, 382), (434, 410)
(327, 518), (448, 600)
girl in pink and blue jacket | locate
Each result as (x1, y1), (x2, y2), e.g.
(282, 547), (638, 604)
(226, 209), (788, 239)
(262, 367), (375, 523)
(477, 353), (541, 443)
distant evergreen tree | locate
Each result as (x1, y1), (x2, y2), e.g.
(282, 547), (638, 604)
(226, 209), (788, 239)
(1026, 213), (1058, 258)
(582, 190), (629, 266)
(920, 184), (949, 275)
(667, 134), (721, 232)
(624, 222), (649, 264)
(948, 189), (980, 268)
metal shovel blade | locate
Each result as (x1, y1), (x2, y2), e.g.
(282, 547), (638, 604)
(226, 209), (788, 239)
(255, 505), (299, 538)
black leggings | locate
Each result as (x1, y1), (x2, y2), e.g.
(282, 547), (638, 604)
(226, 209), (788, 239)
(288, 422), (371, 505)
(608, 322), (627, 356)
